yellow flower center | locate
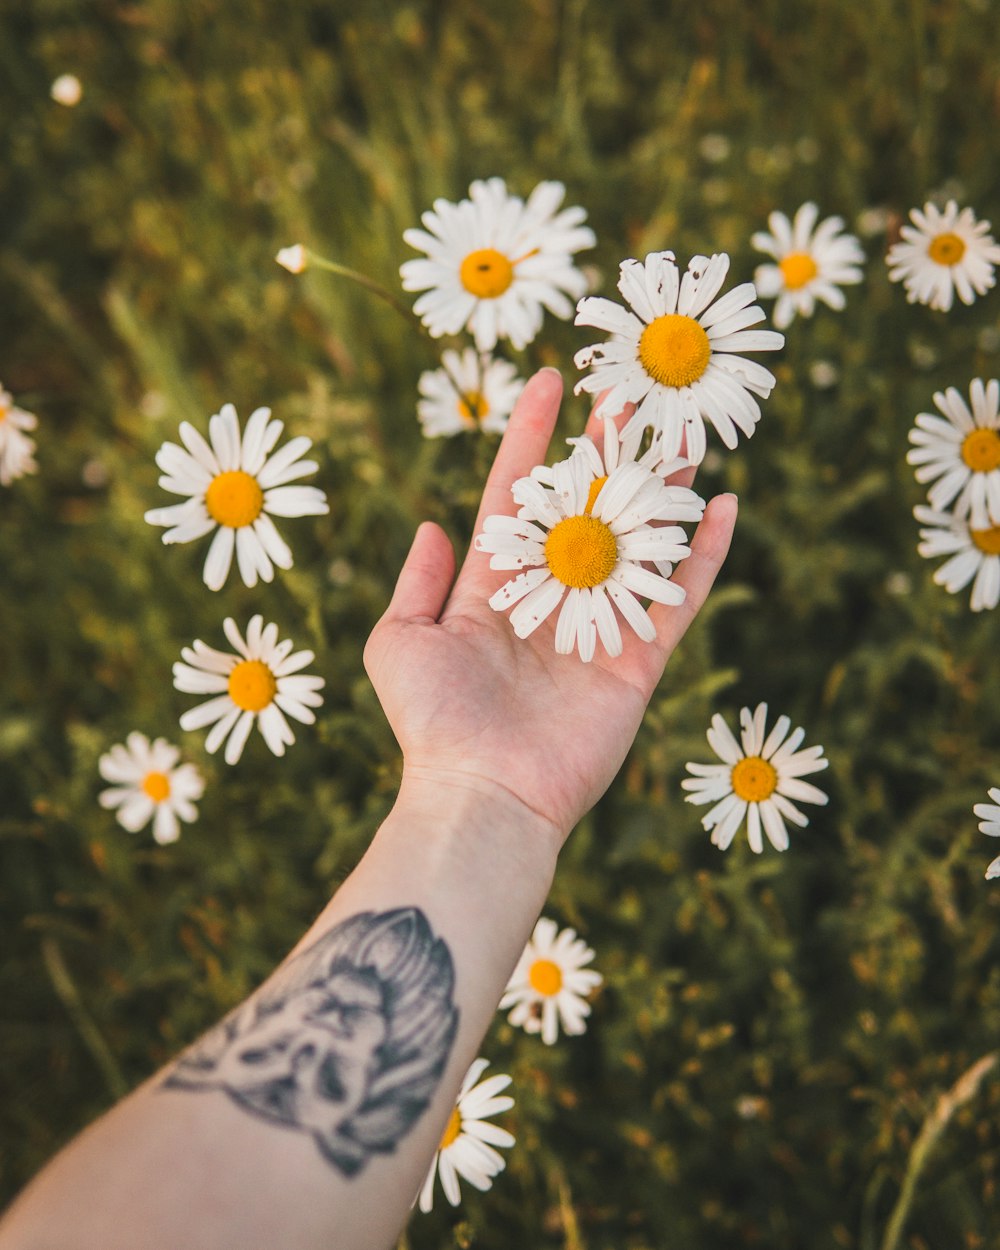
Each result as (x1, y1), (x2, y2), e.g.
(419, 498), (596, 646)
(0, 403), (8, 424)
(544, 514), (618, 589)
(205, 470), (264, 528)
(778, 251), (819, 290)
(928, 231), (966, 266)
(228, 659), (277, 712)
(141, 771), (171, 802)
(584, 474), (608, 515)
(460, 248), (514, 299)
(731, 755), (778, 803)
(638, 314), (712, 389)
(457, 390), (490, 426)
(528, 958), (564, 996)
(961, 428), (1000, 473)
(439, 1107), (462, 1151)
(971, 525), (1000, 555)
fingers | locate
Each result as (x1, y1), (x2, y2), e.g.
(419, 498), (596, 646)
(470, 367), (564, 537)
(377, 521), (456, 625)
(650, 492), (738, 653)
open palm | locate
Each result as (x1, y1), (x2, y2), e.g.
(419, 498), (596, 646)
(364, 368), (737, 843)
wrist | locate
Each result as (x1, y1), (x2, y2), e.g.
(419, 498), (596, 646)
(393, 763), (566, 867)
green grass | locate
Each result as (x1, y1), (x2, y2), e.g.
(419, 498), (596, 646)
(3, 1), (1000, 1245)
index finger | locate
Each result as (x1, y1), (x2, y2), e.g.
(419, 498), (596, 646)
(469, 366), (565, 539)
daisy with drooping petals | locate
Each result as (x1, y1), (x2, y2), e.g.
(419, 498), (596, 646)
(416, 349), (525, 438)
(173, 615), (325, 765)
(915, 503), (1000, 611)
(417, 1058), (514, 1214)
(751, 203), (865, 330)
(0, 385), (38, 486)
(98, 732), (204, 845)
(683, 703), (829, 853)
(973, 788), (1000, 879)
(886, 201), (1000, 311)
(907, 379), (1000, 527)
(574, 251), (784, 464)
(499, 917), (602, 1045)
(145, 403), (328, 591)
(475, 435), (704, 662)
(400, 178), (595, 351)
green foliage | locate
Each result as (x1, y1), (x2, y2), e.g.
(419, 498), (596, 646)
(3, 0), (1000, 1245)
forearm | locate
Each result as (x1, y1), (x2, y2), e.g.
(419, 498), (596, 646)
(0, 776), (560, 1250)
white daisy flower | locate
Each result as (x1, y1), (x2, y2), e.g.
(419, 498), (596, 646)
(499, 916), (602, 1045)
(275, 244), (307, 274)
(400, 177), (595, 352)
(907, 379), (1000, 527)
(915, 502), (1000, 611)
(574, 251), (784, 464)
(751, 203), (865, 330)
(145, 403), (329, 592)
(98, 732), (204, 845)
(173, 615), (325, 765)
(50, 74), (82, 106)
(0, 385), (39, 486)
(682, 703), (829, 853)
(417, 1058), (514, 1214)
(475, 434), (705, 662)
(886, 201), (1000, 311)
(973, 787), (1000, 879)
(416, 349), (525, 438)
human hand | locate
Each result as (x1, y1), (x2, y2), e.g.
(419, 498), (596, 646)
(363, 367), (737, 845)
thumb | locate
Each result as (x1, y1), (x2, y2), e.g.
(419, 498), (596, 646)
(378, 521), (456, 625)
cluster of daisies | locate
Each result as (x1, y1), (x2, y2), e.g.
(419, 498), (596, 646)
(98, 403), (329, 842)
(420, 916), (602, 1213)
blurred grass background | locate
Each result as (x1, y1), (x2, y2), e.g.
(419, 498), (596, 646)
(4, 0), (1000, 1246)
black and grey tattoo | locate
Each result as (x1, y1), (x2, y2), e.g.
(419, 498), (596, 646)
(164, 907), (459, 1177)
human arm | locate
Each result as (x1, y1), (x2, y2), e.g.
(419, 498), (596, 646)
(0, 367), (737, 1250)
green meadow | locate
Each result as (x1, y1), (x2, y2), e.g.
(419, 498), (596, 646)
(3, 1), (1000, 1245)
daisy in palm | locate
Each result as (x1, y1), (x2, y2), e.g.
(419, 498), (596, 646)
(475, 426), (704, 662)
(574, 251), (784, 464)
(416, 348), (525, 438)
(907, 379), (1000, 528)
(98, 732), (204, 845)
(886, 200), (1000, 311)
(145, 403), (328, 591)
(417, 1058), (514, 1213)
(400, 177), (595, 351)
(915, 502), (1000, 611)
(0, 384), (38, 486)
(683, 703), (829, 853)
(973, 788), (1000, 879)
(173, 615), (324, 765)
(751, 202), (865, 330)
(499, 917), (602, 1045)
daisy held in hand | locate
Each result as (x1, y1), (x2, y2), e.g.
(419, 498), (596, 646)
(500, 917), (602, 1044)
(886, 200), (1000, 311)
(418, 1058), (514, 1213)
(98, 732), (204, 845)
(400, 177), (595, 351)
(475, 417), (705, 662)
(145, 403), (328, 591)
(751, 203), (865, 330)
(417, 348), (525, 438)
(974, 788), (1000, 880)
(0, 384), (39, 486)
(907, 379), (1000, 528)
(683, 704), (829, 853)
(173, 615), (324, 764)
(574, 250), (784, 464)
(915, 503), (1000, 611)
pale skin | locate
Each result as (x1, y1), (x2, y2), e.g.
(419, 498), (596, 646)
(0, 368), (736, 1250)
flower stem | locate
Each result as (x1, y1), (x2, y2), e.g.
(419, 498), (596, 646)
(304, 251), (426, 330)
